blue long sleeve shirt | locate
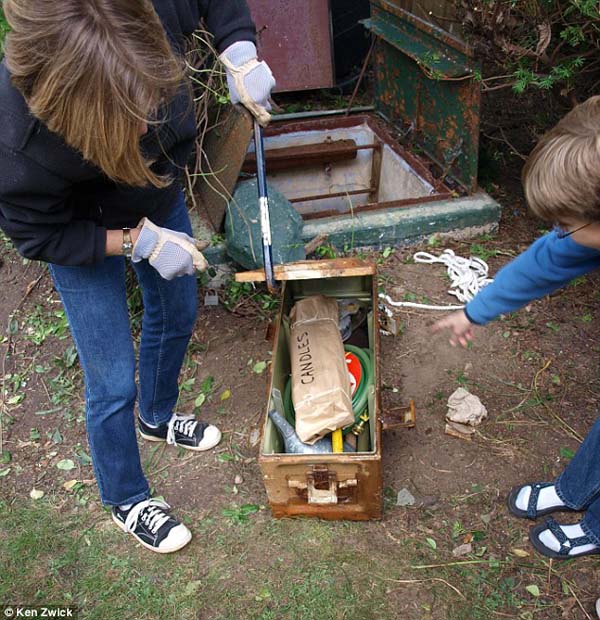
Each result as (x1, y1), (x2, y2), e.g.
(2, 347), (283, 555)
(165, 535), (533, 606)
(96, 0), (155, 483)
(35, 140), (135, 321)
(465, 231), (600, 325)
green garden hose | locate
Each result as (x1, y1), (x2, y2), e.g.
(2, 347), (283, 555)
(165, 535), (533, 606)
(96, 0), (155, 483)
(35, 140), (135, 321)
(283, 344), (374, 435)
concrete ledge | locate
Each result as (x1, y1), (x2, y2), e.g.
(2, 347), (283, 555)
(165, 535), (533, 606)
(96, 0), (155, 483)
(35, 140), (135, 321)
(300, 192), (501, 249)
(198, 191), (501, 267)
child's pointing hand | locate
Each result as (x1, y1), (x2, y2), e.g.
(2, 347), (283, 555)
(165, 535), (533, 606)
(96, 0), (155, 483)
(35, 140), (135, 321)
(432, 310), (475, 348)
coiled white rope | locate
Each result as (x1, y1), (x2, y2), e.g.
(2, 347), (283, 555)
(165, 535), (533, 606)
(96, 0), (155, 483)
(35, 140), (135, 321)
(379, 249), (494, 312)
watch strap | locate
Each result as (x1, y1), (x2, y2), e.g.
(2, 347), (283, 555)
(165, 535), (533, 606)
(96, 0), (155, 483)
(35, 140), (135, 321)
(122, 228), (133, 258)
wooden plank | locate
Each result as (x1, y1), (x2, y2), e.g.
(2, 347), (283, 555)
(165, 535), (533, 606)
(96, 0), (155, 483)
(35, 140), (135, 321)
(195, 105), (254, 232)
(235, 258), (376, 282)
(242, 139), (358, 173)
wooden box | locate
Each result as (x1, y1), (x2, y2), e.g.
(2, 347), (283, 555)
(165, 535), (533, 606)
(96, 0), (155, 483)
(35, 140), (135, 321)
(246, 258), (383, 520)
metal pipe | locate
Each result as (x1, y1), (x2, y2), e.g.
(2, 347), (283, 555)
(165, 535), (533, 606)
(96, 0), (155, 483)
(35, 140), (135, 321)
(289, 187), (376, 204)
(271, 106), (375, 122)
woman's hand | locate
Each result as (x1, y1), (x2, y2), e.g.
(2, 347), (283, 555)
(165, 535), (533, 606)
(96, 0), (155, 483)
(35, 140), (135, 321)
(131, 218), (208, 280)
(219, 41), (276, 127)
(431, 310), (475, 348)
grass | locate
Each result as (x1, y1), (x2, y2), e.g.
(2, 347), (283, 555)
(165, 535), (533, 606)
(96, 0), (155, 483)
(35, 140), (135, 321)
(0, 498), (391, 620)
(3, 236), (600, 619)
(4, 493), (595, 620)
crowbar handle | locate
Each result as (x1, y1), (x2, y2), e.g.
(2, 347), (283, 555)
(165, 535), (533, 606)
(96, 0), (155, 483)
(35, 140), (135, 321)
(253, 119), (278, 294)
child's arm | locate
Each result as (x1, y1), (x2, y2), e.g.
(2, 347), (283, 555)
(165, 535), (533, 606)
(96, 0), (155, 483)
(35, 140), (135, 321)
(467, 231), (600, 324)
(433, 231), (600, 346)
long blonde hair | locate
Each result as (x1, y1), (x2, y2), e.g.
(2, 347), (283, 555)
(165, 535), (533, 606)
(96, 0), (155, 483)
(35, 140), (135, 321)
(523, 96), (600, 223)
(3, 0), (184, 188)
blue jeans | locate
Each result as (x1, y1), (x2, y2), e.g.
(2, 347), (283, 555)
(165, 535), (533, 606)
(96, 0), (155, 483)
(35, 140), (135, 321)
(555, 415), (600, 545)
(49, 192), (197, 506)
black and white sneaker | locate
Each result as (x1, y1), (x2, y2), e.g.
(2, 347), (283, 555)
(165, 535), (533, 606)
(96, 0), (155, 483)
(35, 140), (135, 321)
(112, 498), (192, 553)
(138, 413), (222, 451)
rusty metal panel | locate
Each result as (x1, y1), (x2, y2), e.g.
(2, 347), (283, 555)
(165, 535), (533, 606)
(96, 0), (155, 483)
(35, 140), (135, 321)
(247, 0), (335, 93)
(363, 0), (481, 192)
(393, 0), (462, 36)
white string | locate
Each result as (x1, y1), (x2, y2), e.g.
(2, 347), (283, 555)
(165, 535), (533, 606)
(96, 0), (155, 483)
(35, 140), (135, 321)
(379, 249), (494, 312)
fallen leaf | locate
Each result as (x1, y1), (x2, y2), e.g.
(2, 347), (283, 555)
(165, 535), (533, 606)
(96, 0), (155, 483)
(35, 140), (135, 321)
(30, 488), (44, 500)
(0, 467), (11, 477)
(536, 22), (552, 57)
(194, 393), (206, 408)
(526, 584), (540, 597)
(184, 580), (202, 596)
(425, 537), (437, 550)
(63, 479), (79, 491)
(220, 389), (231, 401)
(252, 361), (267, 374)
(249, 428), (260, 447)
(452, 543), (472, 557)
(56, 458), (76, 471)
(50, 429), (63, 444)
(511, 548), (530, 558)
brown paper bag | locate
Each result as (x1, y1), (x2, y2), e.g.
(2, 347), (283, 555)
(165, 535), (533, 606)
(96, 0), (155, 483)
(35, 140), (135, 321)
(289, 295), (354, 444)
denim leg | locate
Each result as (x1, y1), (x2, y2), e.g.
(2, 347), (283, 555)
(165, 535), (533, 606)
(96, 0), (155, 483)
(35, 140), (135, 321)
(580, 498), (600, 547)
(555, 414), (600, 511)
(49, 258), (150, 506)
(133, 192), (198, 426)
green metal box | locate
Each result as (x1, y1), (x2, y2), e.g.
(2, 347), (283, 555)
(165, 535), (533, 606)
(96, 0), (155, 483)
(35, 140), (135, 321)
(252, 259), (384, 520)
(364, 0), (481, 193)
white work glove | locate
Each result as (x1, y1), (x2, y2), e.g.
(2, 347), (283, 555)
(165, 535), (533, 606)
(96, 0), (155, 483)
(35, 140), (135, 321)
(132, 218), (208, 280)
(219, 41), (276, 127)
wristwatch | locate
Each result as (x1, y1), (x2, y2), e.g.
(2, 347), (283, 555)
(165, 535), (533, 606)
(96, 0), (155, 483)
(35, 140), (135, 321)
(122, 228), (133, 258)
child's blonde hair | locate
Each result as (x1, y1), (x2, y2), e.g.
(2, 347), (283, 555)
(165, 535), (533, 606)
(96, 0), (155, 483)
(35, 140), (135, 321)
(523, 95), (600, 223)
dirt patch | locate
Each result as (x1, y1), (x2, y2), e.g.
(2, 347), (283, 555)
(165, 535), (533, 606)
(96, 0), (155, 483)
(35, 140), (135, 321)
(2, 202), (600, 617)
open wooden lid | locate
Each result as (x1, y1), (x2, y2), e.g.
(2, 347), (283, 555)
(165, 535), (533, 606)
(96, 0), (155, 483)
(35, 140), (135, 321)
(234, 258), (376, 282)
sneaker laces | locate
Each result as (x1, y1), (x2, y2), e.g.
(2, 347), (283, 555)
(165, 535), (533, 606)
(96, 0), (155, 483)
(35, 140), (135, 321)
(167, 413), (198, 445)
(124, 499), (171, 535)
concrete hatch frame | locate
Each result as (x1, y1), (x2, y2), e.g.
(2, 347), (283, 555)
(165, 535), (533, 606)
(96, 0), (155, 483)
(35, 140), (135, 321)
(199, 3), (500, 265)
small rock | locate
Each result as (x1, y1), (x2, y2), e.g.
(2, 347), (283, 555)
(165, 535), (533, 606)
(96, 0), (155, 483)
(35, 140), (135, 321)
(452, 543), (472, 557)
(234, 474), (243, 485)
(249, 428), (260, 447)
(396, 488), (416, 507)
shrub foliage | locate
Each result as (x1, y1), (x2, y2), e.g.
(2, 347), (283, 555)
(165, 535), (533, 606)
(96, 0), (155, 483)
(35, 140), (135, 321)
(458, 0), (600, 98)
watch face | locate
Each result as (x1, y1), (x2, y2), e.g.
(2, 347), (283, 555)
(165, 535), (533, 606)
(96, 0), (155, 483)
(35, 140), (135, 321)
(122, 229), (133, 257)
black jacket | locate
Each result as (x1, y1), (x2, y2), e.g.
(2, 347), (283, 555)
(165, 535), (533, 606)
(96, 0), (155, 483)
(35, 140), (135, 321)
(0, 0), (255, 265)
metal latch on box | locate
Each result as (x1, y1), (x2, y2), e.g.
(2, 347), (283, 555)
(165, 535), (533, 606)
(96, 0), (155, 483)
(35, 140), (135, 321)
(288, 466), (357, 504)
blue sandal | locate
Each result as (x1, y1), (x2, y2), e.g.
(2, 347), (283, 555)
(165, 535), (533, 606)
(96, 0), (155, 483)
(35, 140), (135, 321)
(530, 518), (600, 559)
(507, 482), (575, 520)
